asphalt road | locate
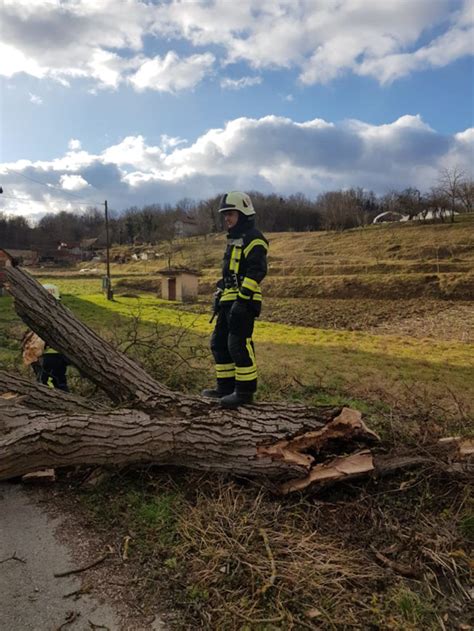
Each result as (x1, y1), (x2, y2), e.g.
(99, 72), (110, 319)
(0, 482), (120, 631)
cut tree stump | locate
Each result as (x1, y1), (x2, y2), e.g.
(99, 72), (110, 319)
(0, 266), (471, 492)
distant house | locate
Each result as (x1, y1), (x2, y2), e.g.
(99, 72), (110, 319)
(80, 237), (98, 251)
(2, 248), (39, 265)
(58, 241), (82, 256)
(0, 248), (41, 294)
(174, 214), (200, 238)
(38, 245), (81, 266)
(158, 268), (200, 302)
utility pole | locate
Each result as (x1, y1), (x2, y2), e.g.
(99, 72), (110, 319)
(104, 200), (113, 300)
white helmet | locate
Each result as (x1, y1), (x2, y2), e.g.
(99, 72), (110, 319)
(42, 283), (61, 300)
(218, 191), (255, 216)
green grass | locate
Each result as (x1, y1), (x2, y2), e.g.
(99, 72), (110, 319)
(459, 510), (474, 542)
(0, 295), (22, 369)
(43, 289), (472, 369)
(386, 587), (437, 629)
(2, 279), (473, 423)
(83, 476), (183, 553)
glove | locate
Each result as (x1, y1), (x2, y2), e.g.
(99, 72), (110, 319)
(212, 288), (223, 313)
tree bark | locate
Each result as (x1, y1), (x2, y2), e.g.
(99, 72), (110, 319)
(1, 266), (471, 491)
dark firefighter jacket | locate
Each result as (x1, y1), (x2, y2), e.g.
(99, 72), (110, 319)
(217, 226), (269, 316)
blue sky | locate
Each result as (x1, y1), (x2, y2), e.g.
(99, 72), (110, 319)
(0, 0), (473, 220)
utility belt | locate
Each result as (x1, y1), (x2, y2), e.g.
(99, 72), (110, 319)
(224, 272), (243, 290)
(220, 273), (243, 303)
(220, 274), (262, 304)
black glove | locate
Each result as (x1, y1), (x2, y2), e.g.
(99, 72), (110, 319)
(212, 288), (223, 313)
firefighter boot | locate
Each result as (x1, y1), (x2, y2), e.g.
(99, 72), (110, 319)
(220, 390), (254, 409)
(201, 384), (234, 399)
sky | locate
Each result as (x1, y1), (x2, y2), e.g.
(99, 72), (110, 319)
(0, 0), (473, 221)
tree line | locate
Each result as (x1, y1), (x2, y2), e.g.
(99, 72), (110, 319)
(1, 167), (472, 249)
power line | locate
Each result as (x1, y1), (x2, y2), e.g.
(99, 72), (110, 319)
(6, 168), (104, 206)
(0, 192), (102, 207)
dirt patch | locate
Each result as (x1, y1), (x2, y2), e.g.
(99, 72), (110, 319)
(368, 301), (474, 342)
(265, 297), (474, 342)
(162, 297), (474, 342)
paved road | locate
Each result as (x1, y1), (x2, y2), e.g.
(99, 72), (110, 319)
(0, 482), (120, 631)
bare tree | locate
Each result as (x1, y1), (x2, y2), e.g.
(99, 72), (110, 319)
(395, 188), (425, 220)
(438, 166), (466, 223)
(457, 179), (474, 214)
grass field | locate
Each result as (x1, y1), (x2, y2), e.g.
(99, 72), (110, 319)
(1, 216), (473, 629)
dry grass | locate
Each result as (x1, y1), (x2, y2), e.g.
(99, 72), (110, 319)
(73, 465), (472, 631)
(174, 479), (383, 629)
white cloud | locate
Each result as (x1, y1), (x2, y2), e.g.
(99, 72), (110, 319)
(68, 139), (82, 151)
(28, 92), (43, 105)
(129, 51), (215, 92)
(0, 0), (471, 90)
(220, 76), (262, 90)
(1, 114), (472, 220)
(152, 0), (471, 85)
(160, 134), (187, 151)
(0, 42), (46, 78)
(102, 135), (164, 169)
(60, 174), (90, 191)
(358, 22), (474, 84)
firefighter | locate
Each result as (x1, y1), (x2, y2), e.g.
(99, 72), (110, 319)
(202, 191), (268, 408)
(21, 284), (70, 392)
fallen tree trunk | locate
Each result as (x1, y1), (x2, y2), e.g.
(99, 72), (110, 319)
(1, 266), (471, 491)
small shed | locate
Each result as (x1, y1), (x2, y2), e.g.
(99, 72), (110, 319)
(174, 214), (200, 238)
(158, 268), (199, 302)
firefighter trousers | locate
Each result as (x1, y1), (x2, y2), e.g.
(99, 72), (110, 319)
(210, 303), (257, 394)
(33, 353), (70, 392)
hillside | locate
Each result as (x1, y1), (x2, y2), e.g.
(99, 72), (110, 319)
(2, 216), (473, 631)
(88, 214), (471, 338)
(29, 215), (474, 341)
(104, 212), (474, 295)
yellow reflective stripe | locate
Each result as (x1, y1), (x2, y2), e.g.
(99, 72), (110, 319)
(47, 377), (54, 388)
(217, 370), (235, 378)
(216, 363), (235, 371)
(235, 371), (257, 381)
(246, 338), (256, 363)
(229, 246), (236, 272)
(220, 291), (238, 302)
(252, 294), (262, 302)
(235, 339), (257, 381)
(238, 292), (250, 300)
(44, 348), (59, 354)
(229, 246), (242, 273)
(236, 365), (257, 375)
(241, 277), (259, 292)
(216, 362), (235, 378)
(243, 239), (268, 258)
(246, 338), (257, 368)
